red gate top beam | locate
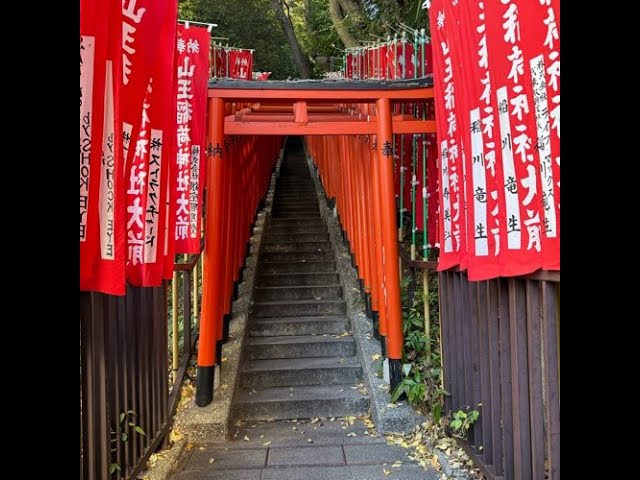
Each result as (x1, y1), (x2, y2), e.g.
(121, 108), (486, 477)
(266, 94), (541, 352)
(209, 78), (435, 136)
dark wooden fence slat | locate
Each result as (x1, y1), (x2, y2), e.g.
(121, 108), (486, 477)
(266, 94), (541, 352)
(509, 279), (532, 480)
(477, 281), (492, 462)
(487, 280), (503, 476)
(543, 281), (560, 480)
(526, 280), (545, 479)
(468, 280), (482, 450)
(498, 278), (514, 480)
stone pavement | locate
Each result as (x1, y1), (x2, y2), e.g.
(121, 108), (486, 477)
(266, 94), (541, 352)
(170, 417), (440, 480)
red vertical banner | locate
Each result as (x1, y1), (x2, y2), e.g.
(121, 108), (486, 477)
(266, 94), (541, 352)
(428, 0), (559, 280)
(229, 50), (253, 80)
(451, 0), (502, 280)
(386, 42), (396, 79)
(212, 45), (228, 78)
(345, 52), (354, 79)
(80, 0), (125, 295)
(430, 0), (466, 271)
(122, 0), (178, 286)
(484, 0), (545, 277)
(518, 0), (560, 271)
(174, 25), (210, 254)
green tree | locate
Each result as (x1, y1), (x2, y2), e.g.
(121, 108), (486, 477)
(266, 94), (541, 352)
(179, 0), (298, 79)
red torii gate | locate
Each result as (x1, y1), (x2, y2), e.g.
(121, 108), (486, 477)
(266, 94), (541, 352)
(197, 78), (435, 406)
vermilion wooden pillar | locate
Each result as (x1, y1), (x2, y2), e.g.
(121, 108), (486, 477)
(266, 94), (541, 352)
(197, 97), (225, 407)
(376, 97), (404, 391)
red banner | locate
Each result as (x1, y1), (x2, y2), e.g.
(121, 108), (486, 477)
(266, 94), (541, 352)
(428, 0), (560, 279)
(430, 0), (466, 271)
(518, 0), (560, 271)
(174, 25), (210, 254)
(80, 0), (126, 295)
(229, 50), (253, 80)
(386, 42), (397, 79)
(122, 0), (178, 286)
(212, 45), (227, 78)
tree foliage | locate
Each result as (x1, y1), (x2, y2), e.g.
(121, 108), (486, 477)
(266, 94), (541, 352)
(178, 0), (430, 79)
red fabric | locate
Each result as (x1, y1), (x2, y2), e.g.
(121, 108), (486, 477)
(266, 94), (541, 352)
(174, 25), (210, 254)
(429, 0), (560, 279)
(430, 0), (466, 271)
(399, 42), (415, 79)
(483, 0), (546, 277)
(518, 0), (560, 271)
(376, 46), (388, 79)
(453, 0), (502, 279)
(212, 45), (227, 78)
(80, 0), (126, 295)
(122, 0), (178, 286)
(386, 43), (396, 79)
(346, 53), (354, 79)
(229, 50), (253, 80)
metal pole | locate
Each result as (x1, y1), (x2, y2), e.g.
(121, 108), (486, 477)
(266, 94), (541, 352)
(172, 270), (179, 383)
(422, 98), (432, 367)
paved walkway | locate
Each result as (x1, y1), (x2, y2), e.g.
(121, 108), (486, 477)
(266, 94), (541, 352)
(170, 416), (440, 480)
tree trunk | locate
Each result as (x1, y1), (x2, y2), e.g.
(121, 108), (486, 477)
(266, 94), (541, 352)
(329, 0), (358, 48)
(303, 0), (313, 36)
(271, 0), (312, 78)
(338, 0), (364, 23)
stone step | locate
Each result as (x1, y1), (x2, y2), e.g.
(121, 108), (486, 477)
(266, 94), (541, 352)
(256, 272), (340, 287)
(248, 316), (350, 337)
(260, 251), (334, 263)
(231, 385), (369, 422)
(273, 193), (317, 199)
(269, 218), (325, 228)
(254, 285), (343, 302)
(274, 189), (316, 194)
(273, 195), (317, 201)
(253, 299), (347, 318)
(271, 211), (321, 219)
(245, 335), (355, 360)
(241, 357), (362, 388)
(262, 242), (331, 254)
(267, 226), (327, 235)
(259, 261), (336, 274)
(264, 233), (329, 243)
(271, 204), (319, 211)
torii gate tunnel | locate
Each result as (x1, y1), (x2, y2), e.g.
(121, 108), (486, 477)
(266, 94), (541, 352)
(196, 78), (435, 405)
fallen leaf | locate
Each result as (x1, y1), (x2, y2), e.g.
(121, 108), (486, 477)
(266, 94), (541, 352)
(243, 435), (250, 442)
(347, 432), (357, 437)
(383, 468), (392, 475)
(208, 458), (215, 464)
(262, 441), (272, 446)
(371, 354), (381, 361)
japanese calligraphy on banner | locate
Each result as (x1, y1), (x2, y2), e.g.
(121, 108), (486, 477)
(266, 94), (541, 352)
(430, 0), (466, 271)
(174, 25), (210, 253)
(122, 0), (178, 287)
(229, 50), (253, 80)
(80, 0), (126, 295)
(428, 0), (560, 280)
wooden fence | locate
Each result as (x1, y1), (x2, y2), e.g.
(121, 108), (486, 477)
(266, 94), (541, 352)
(439, 270), (560, 480)
(80, 254), (200, 480)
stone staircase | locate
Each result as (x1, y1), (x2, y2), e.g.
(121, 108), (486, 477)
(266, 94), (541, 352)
(231, 138), (369, 422)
